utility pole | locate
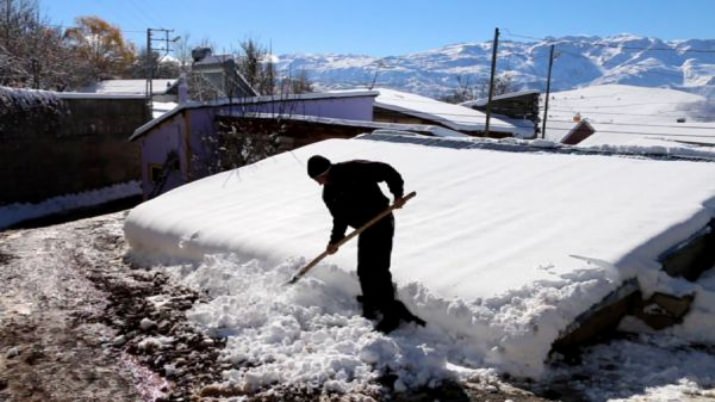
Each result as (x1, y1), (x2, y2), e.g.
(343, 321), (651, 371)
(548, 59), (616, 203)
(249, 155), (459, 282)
(541, 44), (555, 139)
(145, 27), (176, 110)
(484, 27), (499, 137)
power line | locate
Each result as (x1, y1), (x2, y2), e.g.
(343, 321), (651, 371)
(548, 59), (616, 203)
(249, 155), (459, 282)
(544, 108), (713, 120)
(546, 120), (715, 138)
(125, 0), (162, 29)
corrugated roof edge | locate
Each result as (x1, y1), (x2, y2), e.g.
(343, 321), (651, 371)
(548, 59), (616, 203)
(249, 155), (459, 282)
(129, 90), (380, 142)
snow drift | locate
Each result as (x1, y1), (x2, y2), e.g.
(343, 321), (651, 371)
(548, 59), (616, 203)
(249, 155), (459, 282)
(125, 134), (715, 379)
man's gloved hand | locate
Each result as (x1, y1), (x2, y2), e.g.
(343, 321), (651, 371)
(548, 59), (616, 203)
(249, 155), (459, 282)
(326, 242), (339, 254)
(393, 196), (406, 209)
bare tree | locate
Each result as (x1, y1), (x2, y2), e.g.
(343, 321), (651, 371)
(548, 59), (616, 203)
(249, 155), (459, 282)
(440, 72), (516, 104)
(439, 75), (477, 103)
(235, 38), (276, 95)
(172, 32), (193, 72)
(0, 0), (71, 89)
(128, 47), (180, 79)
(280, 69), (313, 94)
(196, 117), (284, 177)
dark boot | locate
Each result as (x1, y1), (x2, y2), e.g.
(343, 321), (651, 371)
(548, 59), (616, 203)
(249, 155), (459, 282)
(375, 300), (426, 333)
(375, 309), (401, 334)
(393, 300), (426, 327)
(356, 295), (378, 320)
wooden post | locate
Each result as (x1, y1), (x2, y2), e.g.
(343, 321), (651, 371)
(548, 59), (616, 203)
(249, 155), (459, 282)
(485, 27), (499, 137)
(541, 44), (555, 139)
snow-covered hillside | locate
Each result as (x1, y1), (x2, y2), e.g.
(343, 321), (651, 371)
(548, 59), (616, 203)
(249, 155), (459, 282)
(276, 34), (715, 99)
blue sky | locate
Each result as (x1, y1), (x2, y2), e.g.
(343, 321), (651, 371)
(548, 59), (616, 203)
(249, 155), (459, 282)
(44, 0), (714, 57)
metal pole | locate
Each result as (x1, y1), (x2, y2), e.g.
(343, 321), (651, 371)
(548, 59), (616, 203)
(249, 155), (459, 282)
(484, 27), (499, 137)
(541, 44), (555, 139)
(146, 28), (153, 107)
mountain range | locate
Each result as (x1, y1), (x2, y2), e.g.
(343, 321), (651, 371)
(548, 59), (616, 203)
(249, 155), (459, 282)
(274, 34), (715, 100)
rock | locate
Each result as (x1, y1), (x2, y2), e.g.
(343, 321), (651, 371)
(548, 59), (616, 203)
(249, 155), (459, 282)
(6, 346), (22, 358)
(113, 335), (127, 346)
(140, 318), (157, 331)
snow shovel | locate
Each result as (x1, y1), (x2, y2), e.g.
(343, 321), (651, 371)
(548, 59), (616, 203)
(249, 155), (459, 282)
(286, 191), (416, 285)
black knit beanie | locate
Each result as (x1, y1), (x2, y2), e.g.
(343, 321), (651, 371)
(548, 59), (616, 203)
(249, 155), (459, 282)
(307, 155), (331, 178)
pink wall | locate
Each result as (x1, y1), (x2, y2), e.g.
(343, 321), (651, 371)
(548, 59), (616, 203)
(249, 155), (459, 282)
(138, 94), (375, 199)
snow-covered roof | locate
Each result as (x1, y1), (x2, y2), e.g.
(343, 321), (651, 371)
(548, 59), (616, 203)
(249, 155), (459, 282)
(124, 133), (715, 378)
(80, 79), (178, 95)
(543, 84), (715, 147)
(215, 111), (469, 138)
(372, 87), (522, 135)
(331, 87), (526, 136)
(152, 101), (179, 119)
(461, 90), (541, 108)
(129, 90), (379, 141)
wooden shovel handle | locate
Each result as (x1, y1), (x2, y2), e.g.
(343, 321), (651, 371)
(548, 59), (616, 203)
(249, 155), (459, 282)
(287, 191), (416, 284)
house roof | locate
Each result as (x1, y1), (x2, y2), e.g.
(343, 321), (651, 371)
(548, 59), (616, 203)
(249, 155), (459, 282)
(347, 87), (524, 136)
(192, 53), (233, 67)
(462, 90), (541, 108)
(80, 79), (178, 95)
(216, 111), (470, 138)
(129, 90), (380, 141)
(191, 53), (259, 97)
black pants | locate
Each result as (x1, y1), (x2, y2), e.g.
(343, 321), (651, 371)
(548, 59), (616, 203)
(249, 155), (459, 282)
(357, 214), (395, 313)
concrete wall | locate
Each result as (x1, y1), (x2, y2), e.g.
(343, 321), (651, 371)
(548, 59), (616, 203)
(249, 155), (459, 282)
(0, 89), (149, 205)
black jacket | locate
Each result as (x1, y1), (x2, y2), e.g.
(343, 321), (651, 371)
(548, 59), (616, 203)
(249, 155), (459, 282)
(322, 160), (404, 244)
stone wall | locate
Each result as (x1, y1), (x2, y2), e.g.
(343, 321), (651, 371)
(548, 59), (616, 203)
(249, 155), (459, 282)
(0, 88), (150, 205)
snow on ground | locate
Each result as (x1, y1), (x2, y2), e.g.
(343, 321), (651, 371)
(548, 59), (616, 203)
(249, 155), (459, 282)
(125, 134), (715, 386)
(2, 196), (714, 399)
(0, 181), (141, 230)
(543, 84), (715, 146)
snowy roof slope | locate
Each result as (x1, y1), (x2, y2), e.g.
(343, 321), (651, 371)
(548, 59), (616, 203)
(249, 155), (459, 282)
(80, 79), (178, 95)
(373, 87), (523, 135)
(544, 84), (715, 146)
(333, 87), (530, 137)
(124, 135), (715, 377)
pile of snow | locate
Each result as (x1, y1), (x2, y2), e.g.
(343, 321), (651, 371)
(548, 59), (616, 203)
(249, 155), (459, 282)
(0, 181), (141, 230)
(125, 135), (715, 382)
(155, 253), (483, 395)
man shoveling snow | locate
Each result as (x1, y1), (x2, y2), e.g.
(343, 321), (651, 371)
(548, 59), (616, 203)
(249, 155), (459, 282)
(306, 155), (426, 333)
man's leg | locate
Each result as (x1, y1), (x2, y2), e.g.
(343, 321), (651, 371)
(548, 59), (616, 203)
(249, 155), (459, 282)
(357, 216), (399, 331)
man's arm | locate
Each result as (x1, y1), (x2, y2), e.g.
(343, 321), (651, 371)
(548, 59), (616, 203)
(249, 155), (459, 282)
(363, 161), (404, 200)
(324, 191), (347, 254)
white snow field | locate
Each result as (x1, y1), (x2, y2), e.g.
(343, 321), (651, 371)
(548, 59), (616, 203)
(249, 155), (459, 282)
(543, 84), (715, 147)
(124, 134), (715, 392)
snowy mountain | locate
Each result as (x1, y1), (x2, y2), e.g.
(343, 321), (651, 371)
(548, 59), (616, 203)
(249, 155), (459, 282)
(275, 34), (715, 99)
